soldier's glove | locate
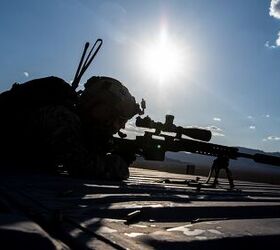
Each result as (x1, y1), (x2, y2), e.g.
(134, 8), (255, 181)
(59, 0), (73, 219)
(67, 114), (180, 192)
(105, 154), (130, 181)
(110, 143), (136, 166)
(116, 151), (136, 166)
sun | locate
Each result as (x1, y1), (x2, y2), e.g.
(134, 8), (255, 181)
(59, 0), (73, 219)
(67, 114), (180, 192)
(140, 30), (186, 83)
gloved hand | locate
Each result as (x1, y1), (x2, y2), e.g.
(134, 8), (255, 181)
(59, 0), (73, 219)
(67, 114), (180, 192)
(117, 151), (136, 165)
(110, 143), (136, 166)
(105, 154), (130, 181)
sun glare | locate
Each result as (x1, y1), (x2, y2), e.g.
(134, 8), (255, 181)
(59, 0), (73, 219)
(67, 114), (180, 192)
(141, 30), (186, 83)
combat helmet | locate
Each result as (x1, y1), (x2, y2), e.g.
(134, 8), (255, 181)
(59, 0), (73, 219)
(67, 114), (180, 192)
(78, 76), (142, 120)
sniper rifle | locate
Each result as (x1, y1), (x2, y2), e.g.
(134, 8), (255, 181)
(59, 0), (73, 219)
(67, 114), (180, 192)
(112, 115), (280, 167)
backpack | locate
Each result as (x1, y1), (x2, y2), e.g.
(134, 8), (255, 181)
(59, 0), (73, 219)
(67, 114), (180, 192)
(0, 76), (78, 165)
(0, 76), (78, 114)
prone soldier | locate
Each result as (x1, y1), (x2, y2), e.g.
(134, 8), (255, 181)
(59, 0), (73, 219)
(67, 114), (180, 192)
(0, 76), (141, 181)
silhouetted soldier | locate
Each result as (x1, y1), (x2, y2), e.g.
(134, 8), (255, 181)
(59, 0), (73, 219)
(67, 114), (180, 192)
(0, 76), (142, 180)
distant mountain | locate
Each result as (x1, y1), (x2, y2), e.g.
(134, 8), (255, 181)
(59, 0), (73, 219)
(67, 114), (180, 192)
(165, 147), (280, 166)
(237, 146), (280, 157)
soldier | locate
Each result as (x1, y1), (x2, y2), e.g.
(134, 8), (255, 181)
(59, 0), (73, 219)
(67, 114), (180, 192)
(0, 76), (141, 181)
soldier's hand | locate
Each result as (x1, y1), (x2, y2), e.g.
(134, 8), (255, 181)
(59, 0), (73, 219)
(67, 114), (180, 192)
(110, 145), (136, 165)
(105, 154), (130, 181)
(118, 151), (136, 165)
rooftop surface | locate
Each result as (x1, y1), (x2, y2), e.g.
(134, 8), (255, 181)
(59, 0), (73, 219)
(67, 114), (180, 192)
(1, 167), (280, 249)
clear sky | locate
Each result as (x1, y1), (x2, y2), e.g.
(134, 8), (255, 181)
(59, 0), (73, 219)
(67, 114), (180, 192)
(1, 0), (280, 152)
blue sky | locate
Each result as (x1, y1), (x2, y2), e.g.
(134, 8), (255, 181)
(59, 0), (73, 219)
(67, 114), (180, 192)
(1, 0), (280, 152)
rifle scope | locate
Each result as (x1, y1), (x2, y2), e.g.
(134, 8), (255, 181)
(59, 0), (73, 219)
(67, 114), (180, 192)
(136, 115), (212, 142)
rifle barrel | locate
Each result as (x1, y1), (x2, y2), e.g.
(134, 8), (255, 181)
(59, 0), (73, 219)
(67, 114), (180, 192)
(238, 152), (280, 166)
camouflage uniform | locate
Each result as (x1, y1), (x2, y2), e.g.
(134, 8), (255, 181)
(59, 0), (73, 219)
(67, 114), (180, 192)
(36, 105), (129, 180)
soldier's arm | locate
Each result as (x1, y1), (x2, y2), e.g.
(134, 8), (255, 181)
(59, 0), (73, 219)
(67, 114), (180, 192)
(38, 105), (129, 180)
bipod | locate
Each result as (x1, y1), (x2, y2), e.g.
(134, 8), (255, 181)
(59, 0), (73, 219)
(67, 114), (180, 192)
(205, 156), (235, 190)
